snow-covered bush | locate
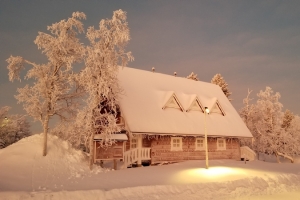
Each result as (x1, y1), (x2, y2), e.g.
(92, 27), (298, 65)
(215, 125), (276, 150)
(0, 106), (31, 148)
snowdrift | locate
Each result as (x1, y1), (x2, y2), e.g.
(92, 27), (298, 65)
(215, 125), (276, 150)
(1, 134), (300, 200)
(0, 134), (105, 192)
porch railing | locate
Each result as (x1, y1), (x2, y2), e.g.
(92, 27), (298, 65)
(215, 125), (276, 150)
(123, 147), (151, 168)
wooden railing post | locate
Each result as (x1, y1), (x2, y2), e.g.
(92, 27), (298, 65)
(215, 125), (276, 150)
(137, 135), (142, 167)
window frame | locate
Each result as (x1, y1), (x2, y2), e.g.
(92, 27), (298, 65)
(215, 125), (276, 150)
(217, 138), (226, 150)
(170, 137), (183, 151)
(130, 137), (137, 149)
(195, 138), (205, 150)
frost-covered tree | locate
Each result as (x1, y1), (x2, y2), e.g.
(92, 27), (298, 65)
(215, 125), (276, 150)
(186, 72), (199, 81)
(65, 10), (133, 170)
(240, 87), (300, 163)
(282, 115), (300, 162)
(281, 109), (295, 130)
(211, 74), (232, 100)
(6, 12), (86, 156)
(0, 106), (31, 148)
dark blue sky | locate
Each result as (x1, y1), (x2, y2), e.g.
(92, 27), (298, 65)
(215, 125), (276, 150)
(1, 1), (300, 133)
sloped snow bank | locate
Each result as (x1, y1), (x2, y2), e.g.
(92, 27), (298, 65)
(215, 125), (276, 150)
(1, 174), (300, 200)
(1, 134), (300, 200)
(0, 134), (106, 192)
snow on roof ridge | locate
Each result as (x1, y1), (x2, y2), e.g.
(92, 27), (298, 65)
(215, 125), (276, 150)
(120, 66), (215, 86)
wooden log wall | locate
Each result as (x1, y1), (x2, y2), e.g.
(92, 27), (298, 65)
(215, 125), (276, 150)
(148, 136), (240, 163)
(95, 141), (124, 160)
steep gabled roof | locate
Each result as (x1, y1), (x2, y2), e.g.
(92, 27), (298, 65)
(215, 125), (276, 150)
(117, 67), (252, 138)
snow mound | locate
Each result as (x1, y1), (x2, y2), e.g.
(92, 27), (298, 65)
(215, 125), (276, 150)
(0, 134), (106, 192)
(1, 134), (300, 199)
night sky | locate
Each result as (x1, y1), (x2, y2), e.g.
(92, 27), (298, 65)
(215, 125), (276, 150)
(1, 0), (300, 133)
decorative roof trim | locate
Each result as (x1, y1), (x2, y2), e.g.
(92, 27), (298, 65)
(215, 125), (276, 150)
(216, 100), (226, 116)
(162, 92), (184, 112)
(209, 98), (226, 116)
(186, 96), (204, 112)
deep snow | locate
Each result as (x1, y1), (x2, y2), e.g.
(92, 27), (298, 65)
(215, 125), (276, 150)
(0, 134), (300, 200)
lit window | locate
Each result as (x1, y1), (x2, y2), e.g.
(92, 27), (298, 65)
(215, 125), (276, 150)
(131, 138), (137, 149)
(217, 138), (226, 150)
(171, 137), (182, 151)
(195, 138), (205, 150)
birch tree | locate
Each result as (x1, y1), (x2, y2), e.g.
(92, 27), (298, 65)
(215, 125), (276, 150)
(6, 12), (86, 156)
(71, 9), (133, 170)
(240, 87), (300, 162)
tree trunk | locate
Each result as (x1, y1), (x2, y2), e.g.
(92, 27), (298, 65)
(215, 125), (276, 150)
(274, 152), (281, 163)
(42, 115), (49, 156)
(89, 131), (95, 170)
(276, 151), (294, 163)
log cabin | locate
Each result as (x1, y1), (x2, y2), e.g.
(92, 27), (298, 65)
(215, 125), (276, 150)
(94, 67), (254, 167)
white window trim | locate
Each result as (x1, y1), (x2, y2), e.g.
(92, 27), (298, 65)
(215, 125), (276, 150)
(130, 137), (137, 149)
(217, 138), (226, 150)
(195, 138), (205, 150)
(171, 137), (182, 151)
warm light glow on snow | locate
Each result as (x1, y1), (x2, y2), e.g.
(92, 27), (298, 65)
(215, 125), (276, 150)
(172, 166), (249, 183)
(190, 166), (243, 177)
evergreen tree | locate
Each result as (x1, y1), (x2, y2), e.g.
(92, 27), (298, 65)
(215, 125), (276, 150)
(186, 72), (199, 81)
(211, 74), (232, 100)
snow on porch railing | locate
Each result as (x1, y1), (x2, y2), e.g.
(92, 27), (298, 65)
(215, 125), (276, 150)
(240, 146), (256, 161)
(123, 148), (151, 168)
(123, 148), (138, 168)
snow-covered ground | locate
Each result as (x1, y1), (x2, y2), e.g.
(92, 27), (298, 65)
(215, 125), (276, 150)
(1, 134), (300, 200)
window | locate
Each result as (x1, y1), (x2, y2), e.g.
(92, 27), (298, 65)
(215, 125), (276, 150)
(171, 137), (182, 151)
(195, 138), (205, 150)
(131, 137), (137, 149)
(217, 138), (226, 150)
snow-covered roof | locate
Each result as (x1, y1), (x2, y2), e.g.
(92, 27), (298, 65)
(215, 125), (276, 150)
(118, 67), (252, 138)
(94, 133), (128, 141)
